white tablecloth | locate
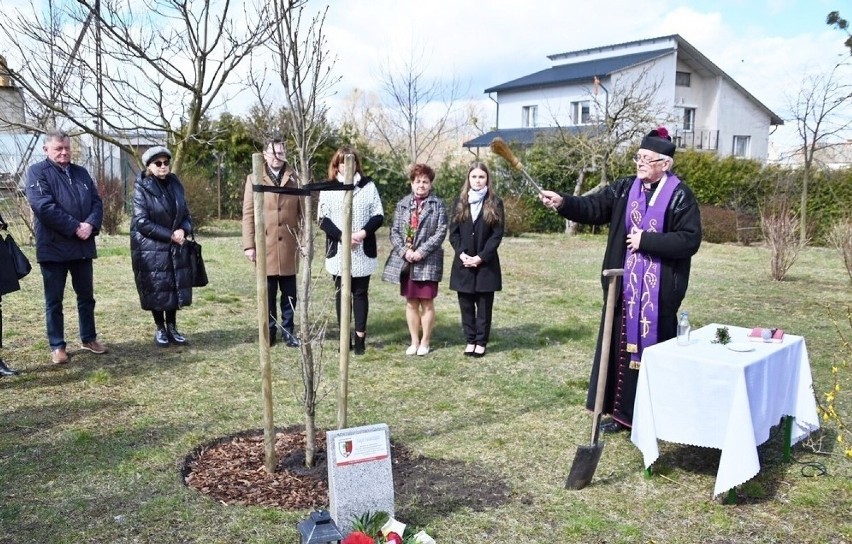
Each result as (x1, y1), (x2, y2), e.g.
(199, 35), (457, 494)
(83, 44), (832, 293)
(630, 323), (820, 496)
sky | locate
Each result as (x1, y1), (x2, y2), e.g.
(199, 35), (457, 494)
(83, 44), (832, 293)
(2, 0), (849, 156)
(292, 0), (850, 156)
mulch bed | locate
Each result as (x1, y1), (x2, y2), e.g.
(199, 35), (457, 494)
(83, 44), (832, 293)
(182, 425), (330, 509)
(182, 425), (515, 517)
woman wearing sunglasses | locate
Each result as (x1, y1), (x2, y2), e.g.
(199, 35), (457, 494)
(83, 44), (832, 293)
(130, 146), (195, 347)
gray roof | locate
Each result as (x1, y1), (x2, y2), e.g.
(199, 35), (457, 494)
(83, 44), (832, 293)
(484, 34), (783, 126)
(484, 49), (672, 93)
(462, 126), (597, 148)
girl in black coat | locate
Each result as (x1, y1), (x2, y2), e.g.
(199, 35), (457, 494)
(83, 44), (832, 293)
(448, 163), (505, 357)
(130, 146), (194, 347)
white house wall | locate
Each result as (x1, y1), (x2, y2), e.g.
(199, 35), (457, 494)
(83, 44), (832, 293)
(673, 60), (719, 131)
(716, 79), (771, 159)
(615, 57), (678, 126)
(497, 85), (594, 128)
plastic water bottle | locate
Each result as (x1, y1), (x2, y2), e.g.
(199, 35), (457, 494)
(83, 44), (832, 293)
(677, 311), (691, 346)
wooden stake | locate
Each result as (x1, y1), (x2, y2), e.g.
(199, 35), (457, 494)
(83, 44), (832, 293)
(337, 154), (355, 430)
(253, 152), (276, 473)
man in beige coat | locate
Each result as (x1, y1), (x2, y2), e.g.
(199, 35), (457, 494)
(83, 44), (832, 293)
(242, 139), (303, 347)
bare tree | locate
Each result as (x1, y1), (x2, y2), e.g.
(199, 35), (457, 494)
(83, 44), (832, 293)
(786, 61), (852, 244)
(368, 47), (467, 168)
(267, 0), (339, 469)
(827, 217), (852, 283)
(533, 67), (671, 234)
(0, 0), (281, 173)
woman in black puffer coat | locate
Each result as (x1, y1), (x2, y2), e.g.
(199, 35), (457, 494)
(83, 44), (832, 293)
(130, 146), (194, 347)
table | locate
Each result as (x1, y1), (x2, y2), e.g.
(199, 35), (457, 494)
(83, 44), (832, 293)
(630, 323), (820, 497)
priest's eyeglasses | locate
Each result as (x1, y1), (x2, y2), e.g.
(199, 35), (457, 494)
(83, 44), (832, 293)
(633, 154), (666, 164)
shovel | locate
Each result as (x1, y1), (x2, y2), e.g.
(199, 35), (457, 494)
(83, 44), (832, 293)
(565, 267), (624, 490)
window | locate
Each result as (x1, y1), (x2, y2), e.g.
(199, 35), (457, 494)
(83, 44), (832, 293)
(521, 105), (538, 128)
(732, 135), (750, 157)
(675, 71), (691, 87)
(571, 101), (590, 125)
(682, 108), (695, 131)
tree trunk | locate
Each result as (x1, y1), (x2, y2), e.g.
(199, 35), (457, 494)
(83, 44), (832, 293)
(337, 155), (355, 430)
(252, 153), (276, 474)
(800, 168), (809, 245)
(297, 150), (317, 468)
(564, 170), (587, 236)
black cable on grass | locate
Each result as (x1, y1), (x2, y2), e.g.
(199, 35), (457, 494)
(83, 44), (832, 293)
(795, 458), (828, 478)
(758, 419), (828, 478)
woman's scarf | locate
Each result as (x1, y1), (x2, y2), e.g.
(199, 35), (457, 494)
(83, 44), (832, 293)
(336, 171), (362, 193)
(622, 174), (681, 368)
(406, 196), (425, 248)
(468, 186), (488, 221)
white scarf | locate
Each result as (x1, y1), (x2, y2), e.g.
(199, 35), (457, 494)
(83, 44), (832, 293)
(336, 172), (362, 184)
(336, 171), (362, 195)
(468, 187), (488, 221)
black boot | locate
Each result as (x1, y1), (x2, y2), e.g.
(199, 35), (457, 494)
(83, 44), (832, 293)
(282, 328), (300, 348)
(155, 328), (170, 347)
(167, 323), (187, 345)
(353, 333), (366, 355)
(269, 327), (278, 347)
(0, 358), (19, 376)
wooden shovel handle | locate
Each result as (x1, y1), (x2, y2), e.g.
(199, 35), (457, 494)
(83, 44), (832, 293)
(590, 268), (624, 443)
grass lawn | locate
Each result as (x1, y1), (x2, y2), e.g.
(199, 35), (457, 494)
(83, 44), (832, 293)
(1, 220), (850, 543)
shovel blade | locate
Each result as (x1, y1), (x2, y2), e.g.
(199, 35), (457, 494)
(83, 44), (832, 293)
(565, 442), (604, 490)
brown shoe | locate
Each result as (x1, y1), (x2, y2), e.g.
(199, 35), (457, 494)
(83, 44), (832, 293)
(81, 340), (108, 354)
(51, 347), (70, 365)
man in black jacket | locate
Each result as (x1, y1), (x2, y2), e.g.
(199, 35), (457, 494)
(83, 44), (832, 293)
(26, 130), (108, 365)
(539, 127), (702, 432)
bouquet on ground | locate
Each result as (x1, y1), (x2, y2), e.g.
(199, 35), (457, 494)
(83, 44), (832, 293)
(343, 511), (435, 544)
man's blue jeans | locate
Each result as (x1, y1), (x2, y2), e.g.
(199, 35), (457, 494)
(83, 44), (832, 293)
(40, 259), (97, 349)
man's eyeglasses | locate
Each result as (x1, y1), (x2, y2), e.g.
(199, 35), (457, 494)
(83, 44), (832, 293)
(632, 154), (666, 165)
(153, 160), (170, 167)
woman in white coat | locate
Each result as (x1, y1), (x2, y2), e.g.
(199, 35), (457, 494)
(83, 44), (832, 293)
(318, 146), (384, 354)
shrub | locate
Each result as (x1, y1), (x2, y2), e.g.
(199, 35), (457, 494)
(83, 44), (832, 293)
(98, 177), (126, 235)
(827, 217), (852, 283)
(735, 210), (761, 246)
(700, 205), (738, 244)
(502, 195), (532, 236)
(181, 173), (218, 231)
(502, 195), (564, 235)
(760, 185), (808, 281)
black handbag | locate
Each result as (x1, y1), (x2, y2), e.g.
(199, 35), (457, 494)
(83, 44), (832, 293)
(185, 237), (208, 287)
(3, 233), (31, 280)
(0, 238), (20, 296)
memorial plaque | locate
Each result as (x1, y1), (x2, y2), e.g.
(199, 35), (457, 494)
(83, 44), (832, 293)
(327, 423), (394, 535)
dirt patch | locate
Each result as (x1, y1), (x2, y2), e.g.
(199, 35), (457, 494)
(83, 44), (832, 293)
(182, 426), (514, 520)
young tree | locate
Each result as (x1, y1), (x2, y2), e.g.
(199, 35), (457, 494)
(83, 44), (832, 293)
(266, 0), (339, 469)
(529, 68), (670, 234)
(0, 0), (282, 173)
(786, 61), (852, 244)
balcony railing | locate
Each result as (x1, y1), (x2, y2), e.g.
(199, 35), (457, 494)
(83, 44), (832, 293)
(672, 128), (719, 151)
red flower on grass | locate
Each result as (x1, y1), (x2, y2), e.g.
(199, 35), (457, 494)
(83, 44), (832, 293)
(342, 531), (375, 544)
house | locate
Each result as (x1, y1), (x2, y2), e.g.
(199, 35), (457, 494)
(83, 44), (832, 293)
(788, 140), (852, 169)
(0, 53), (165, 202)
(464, 34), (783, 161)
